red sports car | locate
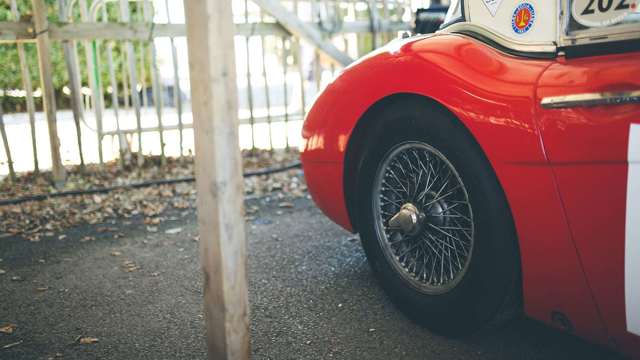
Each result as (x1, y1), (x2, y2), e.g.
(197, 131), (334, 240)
(301, 0), (640, 357)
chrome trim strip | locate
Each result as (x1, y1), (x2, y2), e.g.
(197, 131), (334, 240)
(440, 22), (557, 55)
(541, 90), (640, 109)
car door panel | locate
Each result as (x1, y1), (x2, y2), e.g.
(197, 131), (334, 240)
(536, 52), (640, 355)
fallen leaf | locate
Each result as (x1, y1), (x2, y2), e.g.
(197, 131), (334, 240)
(110, 251), (122, 257)
(165, 227), (182, 235)
(122, 260), (139, 272)
(0, 323), (17, 334)
(97, 227), (116, 233)
(160, 188), (173, 197)
(173, 200), (190, 209)
(78, 336), (99, 344)
(0, 150), (305, 242)
(144, 217), (160, 225)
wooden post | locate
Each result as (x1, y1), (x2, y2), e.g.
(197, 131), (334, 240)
(11, 0), (39, 174)
(58, 0), (86, 170)
(32, 0), (66, 184)
(142, 0), (166, 164)
(118, 0), (144, 165)
(184, 0), (250, 359)
(164, 0), (184, 158)
(0, 105), (16, 182)
(79, 0), (104, 164)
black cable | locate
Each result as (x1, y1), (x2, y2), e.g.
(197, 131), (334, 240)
(0, 161), (302, 207)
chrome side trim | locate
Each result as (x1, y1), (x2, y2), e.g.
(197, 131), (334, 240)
(440, 22), (557, 55)
(541, 90), (640, 109)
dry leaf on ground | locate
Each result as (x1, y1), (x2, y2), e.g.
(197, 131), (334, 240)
(78, 336), (99, 344)
(165, 227), (182, 235)
(0, 323), (17, 334)
(122, 260), (139, 272)
(0, 150), (305, 241)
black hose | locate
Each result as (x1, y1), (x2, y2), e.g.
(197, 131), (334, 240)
(0, 161), (302, 207)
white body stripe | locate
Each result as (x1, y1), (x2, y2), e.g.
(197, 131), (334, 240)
(626, 124), (640, 336)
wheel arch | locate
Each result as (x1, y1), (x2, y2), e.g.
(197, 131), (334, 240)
(344, 91), (525, 327)
(343, 93), (518, 253)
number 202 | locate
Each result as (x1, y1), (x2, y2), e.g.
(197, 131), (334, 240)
(582, 0), (630, 15)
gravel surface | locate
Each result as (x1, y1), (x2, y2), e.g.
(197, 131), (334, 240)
(0, 195), (621, 359)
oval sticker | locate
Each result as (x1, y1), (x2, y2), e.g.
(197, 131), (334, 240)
(512, 3), (536, 34)
(571, 0), (638, 27)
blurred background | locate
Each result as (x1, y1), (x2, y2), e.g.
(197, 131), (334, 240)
(0, 0), (450, 177)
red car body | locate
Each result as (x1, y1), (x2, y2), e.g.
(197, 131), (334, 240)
(301, 33), (640, 357)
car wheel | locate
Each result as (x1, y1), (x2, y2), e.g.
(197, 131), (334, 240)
(357, 99), (521, 336)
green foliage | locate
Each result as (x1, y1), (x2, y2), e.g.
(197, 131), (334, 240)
(1, 0), (151, 112)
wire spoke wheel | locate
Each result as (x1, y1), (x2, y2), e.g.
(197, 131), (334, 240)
(372, 141), (474, 294)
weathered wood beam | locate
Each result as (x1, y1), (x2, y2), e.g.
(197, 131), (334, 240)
(0, 21), (32, 42)
(0, 105), (16, 182)
(0, 22), (287, 42)
(184, 0), (250, 358)
(11, 0), (40, 173)
(118, 0), (144, 166)
(0, 20), (410, 43)
(251, 0), (354, 66)
(78, 0), (105, 164)
(142, 0), (166, 164)
(32, 0), (66, 184)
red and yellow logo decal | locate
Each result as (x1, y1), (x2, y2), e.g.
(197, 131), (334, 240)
(511, 2), (536, 34)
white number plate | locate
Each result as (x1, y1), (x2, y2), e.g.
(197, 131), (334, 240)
(572, 0), (638, 27)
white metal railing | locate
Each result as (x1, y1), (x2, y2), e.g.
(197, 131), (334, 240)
(0, 0), (438, 182)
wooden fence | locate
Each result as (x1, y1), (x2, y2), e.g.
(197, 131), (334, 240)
(0, 0), (440, 184)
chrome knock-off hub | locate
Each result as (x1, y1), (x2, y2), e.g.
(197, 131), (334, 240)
(388, 203), (425, 236)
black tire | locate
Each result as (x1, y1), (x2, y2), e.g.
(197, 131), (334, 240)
(356, 98), (521, 336)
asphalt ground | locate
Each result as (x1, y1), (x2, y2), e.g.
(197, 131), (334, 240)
(0, 195), (622, 359)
